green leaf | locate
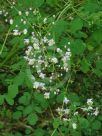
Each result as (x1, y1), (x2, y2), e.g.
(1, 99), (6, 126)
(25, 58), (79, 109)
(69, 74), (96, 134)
(70, 18), (83, 33)
(79, 118), (89, 129)
(8, 84), (18, 98)
(15, 132), (22, 136)
(46, 0), (58, 6)
(27, 113), (38, 125)
(0, 95), (4, 105)
(25, 68), (34, 88)
(23, 0), (44, 8)
(92, 120), (101, 130)
(81, 59), (90, 73)
(19, 92), (31, 105)
(53, 118), (61, 128)
(94, 69), (102, 77)
(68, 93), (79, 103)
(5, 95), (14, 105)
(13, 71), (25, 86)
(13, 111), (22, 120)
(34, 92), (49, 109)
(91, 29), (102, 44)
(71, 40), (86, 55)
(50, 20), (68, 39)
(56, 92), (64, 103)
(23, 105), (33, 116)
(34, 129), (45, 136)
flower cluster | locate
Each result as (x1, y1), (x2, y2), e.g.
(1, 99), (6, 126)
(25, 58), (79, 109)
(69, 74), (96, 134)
(55, 97), (99, 130)
(24, 31), (72, 98)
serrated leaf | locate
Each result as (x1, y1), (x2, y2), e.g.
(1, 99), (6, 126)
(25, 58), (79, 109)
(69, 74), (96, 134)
(27, 113), (38, 125)
(92, 120), (101, 130)
(50, 20), (68, 39)
(71, 40), (86, 55)
(53, 118), (61, 128)
(13, 111), (22, 120)
(23, 105), (33, 116)
(19, 92), (31, 105)
(70, 18), (83, 32)
(79, 118), (89, 129)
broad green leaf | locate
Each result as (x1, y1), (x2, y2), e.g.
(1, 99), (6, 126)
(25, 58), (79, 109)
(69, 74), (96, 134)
(8, 84), (18, 98)
(70, 18), (83, 33)
(91, 29), (102, 44)
(81, 59), (90, 73)
(27, 113), (38, 125)
(34, 128), (45, 136)
(5, 95), (14, 105)
(19, 92), (31, 105)
(53, 118), (61, 128)
(13, 71), (25, 86)
(23, 105), (33, 116)
(50, 20), (68, 39)
(79, 118), (89, 129)
(23, 0), (44, 8)
(92, 120), (101, 130)
(71, 40), (86, 55)
(13, 111), (22, 120)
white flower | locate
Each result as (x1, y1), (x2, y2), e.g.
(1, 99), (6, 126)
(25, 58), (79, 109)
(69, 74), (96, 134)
(24, 39), (30, 44)
(23, 29), (28, 35)
(63, 118), (68, 122)
(28, 59), (35, 65)
(39, 73), (45, 79)
(25, 46), (32, 56)
(51, 57), (58, 64)
(63, 97), (70, 104)
(56, 107), (63, 114)
(87, 99), (93, 106)
(44, 92), (50, 99)
(29, 7), (32, 10)
(9, 19), (13, 24)
(93, 107), (99, 116)
(0, 11), (2, 15)
(43, 18), (47, 24)
(33, 81), (45, 89)
(31, 75), (35, 81)
(87, 106), (93, 110)
(23, 21), (26, 24)
(18, 11), (22, 15)
(63, 108), (70, 114)
(74, 112), (78, 115)
(33, 43), (40, 50)
(72, 123), (77, 129)
(25, 11), (29, 16)
(68, 42), (71, 45)
(56, 48), (62, 53)
(43, 37), (48, 43)
(53, 15), (55, 18)
(13, 29), (20, 36)
(48, 39), (55, 46)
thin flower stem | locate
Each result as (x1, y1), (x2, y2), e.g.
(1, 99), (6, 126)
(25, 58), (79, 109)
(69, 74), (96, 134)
(0, 28), (10, 55)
